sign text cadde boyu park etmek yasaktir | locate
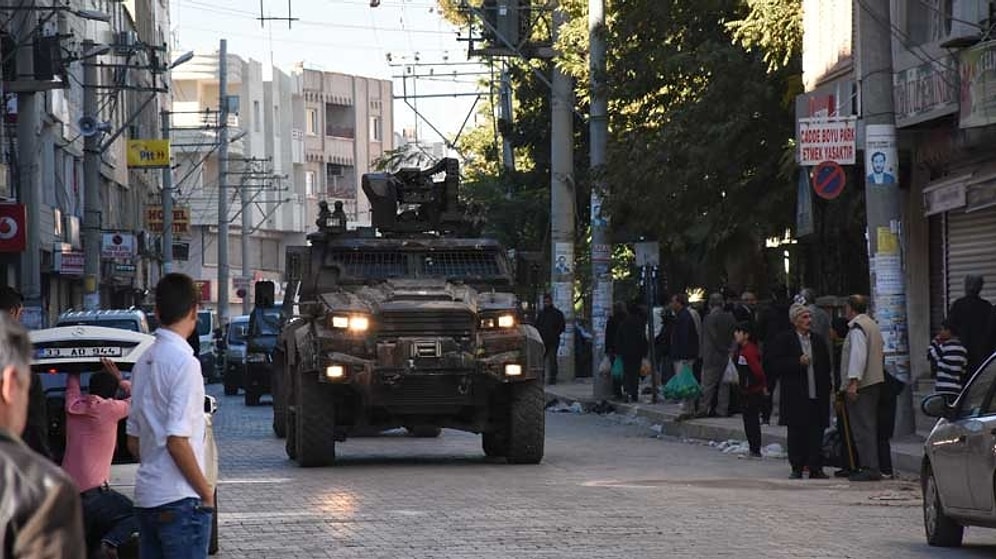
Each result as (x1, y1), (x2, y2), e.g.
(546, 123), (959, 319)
(797, 116), (858, 166)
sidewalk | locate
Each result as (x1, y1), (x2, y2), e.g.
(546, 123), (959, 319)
(545, 379), (928, 475)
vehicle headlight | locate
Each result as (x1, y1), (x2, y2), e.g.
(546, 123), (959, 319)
(328, 314), (371, 332)
(480, 313), (516, 330)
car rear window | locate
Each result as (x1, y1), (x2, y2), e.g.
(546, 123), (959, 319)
(57, 319), (141, 332)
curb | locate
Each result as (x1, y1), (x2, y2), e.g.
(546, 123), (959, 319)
(545, 385), (925, 475)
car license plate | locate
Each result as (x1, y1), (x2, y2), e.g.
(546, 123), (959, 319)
(38, 346), (124, 358)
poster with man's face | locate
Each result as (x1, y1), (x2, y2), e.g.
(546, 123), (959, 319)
(865, 125), (898, 186)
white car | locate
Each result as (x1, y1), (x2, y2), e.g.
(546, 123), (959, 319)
(29, 325), (220, 555)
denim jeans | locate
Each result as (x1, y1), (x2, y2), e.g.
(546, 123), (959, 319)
(81, 487), (139, 551)
(136, 497), (213, 559)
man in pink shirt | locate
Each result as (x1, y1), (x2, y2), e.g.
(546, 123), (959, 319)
(63, 358), (138, 558)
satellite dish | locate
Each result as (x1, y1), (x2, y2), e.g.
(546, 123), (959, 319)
(78, 116), (98, 137)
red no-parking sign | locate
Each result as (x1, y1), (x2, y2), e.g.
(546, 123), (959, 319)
(811, 161), (846, 200)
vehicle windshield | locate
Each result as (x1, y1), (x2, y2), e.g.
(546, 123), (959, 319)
(250, 309), (282, 336)
(57, 319), (141, 332)
(196, 312), (212, 336)
(323, 249), (503, 282)
(229, 321), (249, 344)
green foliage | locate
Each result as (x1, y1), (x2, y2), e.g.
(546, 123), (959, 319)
(726, 0), (802, 73)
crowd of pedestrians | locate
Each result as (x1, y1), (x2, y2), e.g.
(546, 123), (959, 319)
(593, 287), (915, 482)
(0, 273), (215, 559)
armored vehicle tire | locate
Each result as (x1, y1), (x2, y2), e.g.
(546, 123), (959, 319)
(294, 372), (336, 467)
(506, 380), (545, 464)
(482, 431), (508, 458)
(407, 426), (442, 438)
(244, 389), (260, 407)
(273, 410), (287, 438)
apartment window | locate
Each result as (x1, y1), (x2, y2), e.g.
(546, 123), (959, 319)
(306, 109), (318, 136)
(305, 171), (317, 197)
(907, 0), (953, 45)
(326, 163), (344, 183)
(370, 116), (382, 142)
(253, 100), (260, 132)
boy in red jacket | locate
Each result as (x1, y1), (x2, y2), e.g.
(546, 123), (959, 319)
(733, 322), (767, 458)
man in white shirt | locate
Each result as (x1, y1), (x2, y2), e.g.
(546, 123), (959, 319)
(126, 273), (214, 559)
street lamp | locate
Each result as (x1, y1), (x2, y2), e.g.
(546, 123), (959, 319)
(170, 51), (195, 70)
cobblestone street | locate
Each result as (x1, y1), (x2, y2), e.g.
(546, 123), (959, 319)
(209, 385), (996, 558)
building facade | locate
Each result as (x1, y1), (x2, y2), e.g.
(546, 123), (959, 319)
(295, 66), (394, 229)
(799, 0), (996, 385)
(1, 0), (170, 326)
(170, 51), (308, 318)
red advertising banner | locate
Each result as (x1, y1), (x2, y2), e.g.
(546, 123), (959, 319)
(0, 204), (26, 252)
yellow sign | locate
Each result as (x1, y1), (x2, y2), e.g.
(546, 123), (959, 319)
(877, 226), (899, 255)
(127, 139), (170, 168)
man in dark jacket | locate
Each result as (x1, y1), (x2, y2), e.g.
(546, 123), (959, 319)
(0, 286), (51, 460)
(535, 293), (566, 385)
(699, 293), (735, 417)
(669, 294), (700, 414)
(950, 274), (991, 374)
(767, 303), (833, 479)
(615, 302), (648, 403)
(604, 302), (627, 398)
(0, 311), (86, 558)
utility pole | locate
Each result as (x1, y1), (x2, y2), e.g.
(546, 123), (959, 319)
(589, 0), (612, 399)
(14, 9), (42, 324)
(82, 39), (102, 311)
(550, 5), (575, 383)
(241, 159), (251, 315)
(857, 0), (914, 436)
(161, 110), (174, 275)
(217, 39), (230, 327)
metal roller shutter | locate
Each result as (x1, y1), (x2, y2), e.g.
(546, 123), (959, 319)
(947, 206), (996, 305)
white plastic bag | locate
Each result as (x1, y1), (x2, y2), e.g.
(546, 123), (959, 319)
(722, 358), (738, 384)
(598, 355), (612, 376)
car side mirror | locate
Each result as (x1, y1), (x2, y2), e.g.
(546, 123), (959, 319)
(922, 393), (954, 419)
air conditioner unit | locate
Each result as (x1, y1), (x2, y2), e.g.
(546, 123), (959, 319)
(948, 0), (988, 46)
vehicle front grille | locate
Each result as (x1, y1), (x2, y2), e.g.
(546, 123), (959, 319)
(377, 310), (475, 339)
(376, 374), (473, 408)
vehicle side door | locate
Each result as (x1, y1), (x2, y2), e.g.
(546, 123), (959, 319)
(963, 356), (996, 512)
(931, 356), (996, 512)
(928, 360), (996, 511)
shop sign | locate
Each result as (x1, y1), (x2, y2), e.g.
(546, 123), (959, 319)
(0, 204), (26, 252)
(960, 40), (996, 128)
(923, 176), (969, 216)
(893, 58), (958, 127)
(145, 205), (190, 235)
(101, 232), (136, 259)
(797, 117), (857, 166)
(54, 249), (84, 276)
(126, 139), (170, 168)
(194, 280), (211, 303)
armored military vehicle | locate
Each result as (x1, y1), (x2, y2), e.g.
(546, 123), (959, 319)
(273, 158), (545, 466)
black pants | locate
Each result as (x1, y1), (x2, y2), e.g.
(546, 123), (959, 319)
(786, 401), (825, 473)
(544, 348), (559, 384)
(878, 377), (900, 475)
(622, 356), (642, 401)
(741, 392), (764, 454)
